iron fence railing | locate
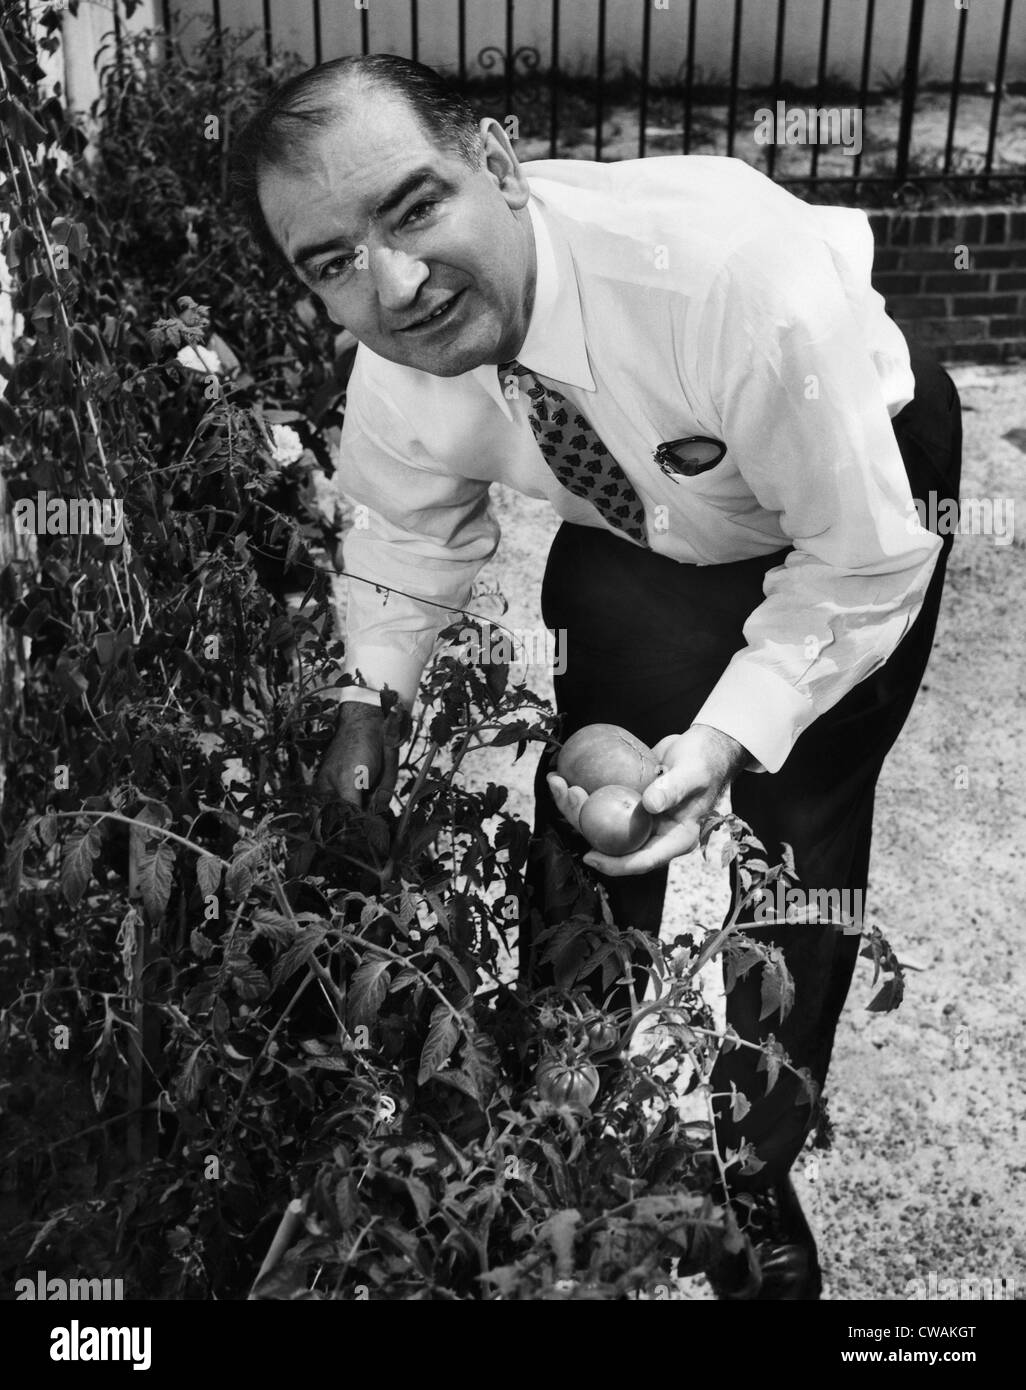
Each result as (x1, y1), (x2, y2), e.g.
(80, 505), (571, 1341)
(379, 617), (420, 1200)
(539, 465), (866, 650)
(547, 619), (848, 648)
(149, 0), (1024, 195)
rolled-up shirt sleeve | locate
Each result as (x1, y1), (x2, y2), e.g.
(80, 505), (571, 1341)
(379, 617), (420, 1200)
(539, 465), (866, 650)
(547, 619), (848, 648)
(334, 361), (500, 710)
(691, 229), (943, 774)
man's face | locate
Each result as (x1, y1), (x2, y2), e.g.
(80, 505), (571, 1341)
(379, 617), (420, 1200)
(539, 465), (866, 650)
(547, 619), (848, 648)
(259, 92), (536, 376)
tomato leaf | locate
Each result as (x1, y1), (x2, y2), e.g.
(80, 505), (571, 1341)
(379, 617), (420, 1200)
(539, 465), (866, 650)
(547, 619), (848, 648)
(347, 958), (391, 1028)
(397, 892), (419, 929)
(136, 837), (175, 924)
(189, 928), (214, 960)
(251, 909), (295, 944)
(228, 960), (269, 1002)
(539, 1141), (572, 1205)
(335, 1176), (358, 1230)
(403, 1175), (433, 1224)
(196, 854), (221, 899)
(867, 977), (903, 1013)
(730, 1084), (751, 1122)
(429, 1067), (480, 1104)
(225, 840), (264, 901)
(756, 1036), (785, 1096)
(5, 817), (38, 896)
(488, 720), (533, 747)
(758, 947), (795, 1022)
(37, 812), (57, 847)
(271, 927), (326, 990)
(794, 1066), (820, 1109)
(417, 1003), (459, 1085)
(61, 823), (103, 906)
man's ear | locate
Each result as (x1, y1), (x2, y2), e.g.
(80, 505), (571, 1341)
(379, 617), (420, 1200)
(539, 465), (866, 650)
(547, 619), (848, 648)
(479, 116), (530, 211)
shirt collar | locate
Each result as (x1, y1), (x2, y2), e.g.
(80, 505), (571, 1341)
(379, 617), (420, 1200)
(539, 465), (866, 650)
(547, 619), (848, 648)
(471, 191), (596, 420)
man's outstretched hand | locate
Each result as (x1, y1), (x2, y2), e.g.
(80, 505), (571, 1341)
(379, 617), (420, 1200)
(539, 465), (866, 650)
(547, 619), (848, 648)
(546, 723), (750, 876)
(313, 702), (399, 814)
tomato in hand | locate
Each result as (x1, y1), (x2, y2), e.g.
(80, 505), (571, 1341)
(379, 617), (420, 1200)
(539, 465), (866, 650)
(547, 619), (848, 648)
(556, 724), (661, 797)
(579, 784), (653, 855)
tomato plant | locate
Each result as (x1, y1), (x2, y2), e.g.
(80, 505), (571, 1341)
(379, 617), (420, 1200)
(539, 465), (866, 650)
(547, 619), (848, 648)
(0, 5), (907, 1301)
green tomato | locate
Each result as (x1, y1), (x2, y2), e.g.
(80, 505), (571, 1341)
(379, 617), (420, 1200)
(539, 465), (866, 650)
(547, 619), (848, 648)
(583, 1018), (620, 1054)
(535, 1055), (601, 1110)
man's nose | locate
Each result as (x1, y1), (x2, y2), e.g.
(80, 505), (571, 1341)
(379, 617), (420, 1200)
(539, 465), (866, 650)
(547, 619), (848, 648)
(370, 246), (429, 312)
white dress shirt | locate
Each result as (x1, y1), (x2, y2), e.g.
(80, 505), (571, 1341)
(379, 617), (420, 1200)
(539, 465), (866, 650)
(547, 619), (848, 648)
(333, 155), (942, 774)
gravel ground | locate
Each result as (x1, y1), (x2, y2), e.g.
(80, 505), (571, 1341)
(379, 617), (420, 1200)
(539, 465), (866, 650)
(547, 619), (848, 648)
(455, 362), (1026, 1300)
(512, 92), (1026, 188)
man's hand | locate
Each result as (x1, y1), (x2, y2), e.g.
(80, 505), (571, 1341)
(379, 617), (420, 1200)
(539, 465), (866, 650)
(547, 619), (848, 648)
(546, 723), (749, 877)
(313, 702), (398, 814)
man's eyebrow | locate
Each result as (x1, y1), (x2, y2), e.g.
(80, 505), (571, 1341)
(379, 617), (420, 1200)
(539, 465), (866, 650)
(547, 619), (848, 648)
(372, 167), (444, 220)
(291, 168), (445, 272)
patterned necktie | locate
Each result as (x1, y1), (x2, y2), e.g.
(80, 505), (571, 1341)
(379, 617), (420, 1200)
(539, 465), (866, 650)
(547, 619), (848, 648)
(499, 362), (649, 548)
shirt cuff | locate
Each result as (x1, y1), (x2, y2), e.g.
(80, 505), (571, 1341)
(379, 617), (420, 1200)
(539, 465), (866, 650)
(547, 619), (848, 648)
(692, 658), (814, 775)
(332, 686), (386, 708)
(342, 644), (425, 711)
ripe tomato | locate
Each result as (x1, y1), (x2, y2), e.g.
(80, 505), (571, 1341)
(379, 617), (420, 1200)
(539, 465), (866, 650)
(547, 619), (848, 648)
(579, 784), (653, 856)
(556, 723), (661, 796)
(535, 1056), (601, 1110)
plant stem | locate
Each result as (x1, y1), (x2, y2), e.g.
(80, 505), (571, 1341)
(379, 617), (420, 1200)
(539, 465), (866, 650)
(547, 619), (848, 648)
(49, 810), (229, 866)
(704, 1088), (737, 1200)
(686, 881), (764, 978)
(381, 738), (441, 881)
(220, 967), (317, 1143)
(0, 1104), (157, 1166)
(269, 870), (345, 1015)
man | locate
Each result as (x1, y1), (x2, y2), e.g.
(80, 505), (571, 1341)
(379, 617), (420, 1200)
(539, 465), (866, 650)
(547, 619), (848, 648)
(234, 54), (961, 1299)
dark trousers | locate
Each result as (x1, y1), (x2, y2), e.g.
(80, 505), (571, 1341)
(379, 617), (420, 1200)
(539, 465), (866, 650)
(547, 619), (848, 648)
(524, 347), (963, 1187)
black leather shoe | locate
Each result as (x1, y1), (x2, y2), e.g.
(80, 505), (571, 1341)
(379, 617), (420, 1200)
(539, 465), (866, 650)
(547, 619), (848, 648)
(708, 1177), (822, 1300)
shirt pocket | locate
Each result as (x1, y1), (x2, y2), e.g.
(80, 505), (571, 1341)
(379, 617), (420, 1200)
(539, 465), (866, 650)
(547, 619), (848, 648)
(652, 434), (729, 480)
(648, 434), (736, 500)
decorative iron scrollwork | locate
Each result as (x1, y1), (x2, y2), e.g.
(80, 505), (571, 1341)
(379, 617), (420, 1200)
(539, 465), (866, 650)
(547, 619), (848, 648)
(476, 43), (544, 109)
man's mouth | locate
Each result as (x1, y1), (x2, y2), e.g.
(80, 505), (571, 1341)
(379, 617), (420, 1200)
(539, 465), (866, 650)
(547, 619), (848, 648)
(399, 289), (466, 333)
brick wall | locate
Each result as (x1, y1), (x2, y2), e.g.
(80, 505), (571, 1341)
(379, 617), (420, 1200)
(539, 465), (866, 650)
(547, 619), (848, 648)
(868, 207), (1026, 365)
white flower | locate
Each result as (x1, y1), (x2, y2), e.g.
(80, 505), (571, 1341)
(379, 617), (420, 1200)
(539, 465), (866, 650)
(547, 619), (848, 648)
(176, 344), (223, 374)
(269, 423), (304, 465)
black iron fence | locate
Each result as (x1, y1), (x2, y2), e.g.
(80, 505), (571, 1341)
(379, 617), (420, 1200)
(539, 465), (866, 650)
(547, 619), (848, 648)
(153, 0), (1024, 196)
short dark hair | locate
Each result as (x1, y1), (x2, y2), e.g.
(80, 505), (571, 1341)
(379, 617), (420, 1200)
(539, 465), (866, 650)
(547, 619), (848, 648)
(232, 54), (483, 266)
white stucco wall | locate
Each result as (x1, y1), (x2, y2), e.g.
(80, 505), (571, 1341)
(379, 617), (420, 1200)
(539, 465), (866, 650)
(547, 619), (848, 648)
(61, 0), (159, 114)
